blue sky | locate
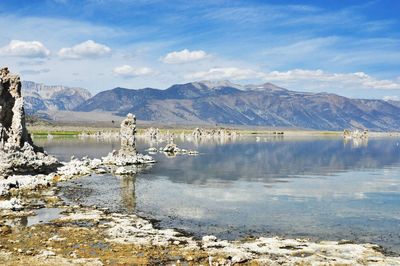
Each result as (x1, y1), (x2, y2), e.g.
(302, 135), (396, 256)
(0, 0), (399, 99)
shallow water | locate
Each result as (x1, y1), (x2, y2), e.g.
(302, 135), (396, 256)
(26, 208), (63, 227)
(36, 136), (400, 254)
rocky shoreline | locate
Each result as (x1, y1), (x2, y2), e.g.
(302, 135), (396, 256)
(1, 137), (399, 264)
(2, 196), (400, 265)
(1, 68), (400, 265)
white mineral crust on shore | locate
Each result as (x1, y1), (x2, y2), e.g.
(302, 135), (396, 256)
(0, 197), (23, 210)
(102, 151), (155, 166)
(57, 208), (400, 265)
(0, 174), (53, 197)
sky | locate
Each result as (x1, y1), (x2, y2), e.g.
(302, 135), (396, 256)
(0, 0), (399, 99)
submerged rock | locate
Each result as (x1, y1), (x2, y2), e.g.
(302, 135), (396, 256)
(162, 143), (198, 156)
(114, 167), (136, 175)
(102, 150), (155, 166)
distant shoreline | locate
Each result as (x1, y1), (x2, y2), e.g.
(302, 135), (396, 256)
(28, 124), (400, 138)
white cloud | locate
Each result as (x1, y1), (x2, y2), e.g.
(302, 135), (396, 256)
(185, 67), (264, 80)
(20, 68), (51, 75)
(0, 40), (50, 58)
(113, 64), (153, 78)
(383, 96), (400, 101)
(262, 69), (400, 90)
(58, 40), (111, 59)
(161, 49), (208, 64)
(186, 67), (400, 90)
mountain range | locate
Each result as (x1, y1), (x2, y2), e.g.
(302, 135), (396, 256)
(22, 81), (92, 114)
(23, 80), (400, 131)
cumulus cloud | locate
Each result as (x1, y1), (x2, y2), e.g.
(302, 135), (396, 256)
(185, 67), (264, 80)
(113, 64), (153, 78)
(0, 40), (50, 58)
(58, 40), (111, 59)
(161, 49), (208, 64)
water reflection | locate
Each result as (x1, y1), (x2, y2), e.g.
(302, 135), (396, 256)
(343, 137), (369, 148)
(35, 137), (120, 161)
(43, 136), (400, 254)
(59, 173), (139, 214)
(148, 138), (400, 184)
(120, 175), (136, 211)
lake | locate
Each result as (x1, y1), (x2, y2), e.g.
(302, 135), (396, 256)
(35, 135), (400, 254)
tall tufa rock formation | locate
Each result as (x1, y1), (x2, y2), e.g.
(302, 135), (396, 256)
(119, 113), (137, 155)
(102, 113), (155, 166)
(0, 67), (58, 176)
(0, 67), (37, 150)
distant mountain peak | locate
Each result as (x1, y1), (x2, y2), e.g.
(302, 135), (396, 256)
(22, 80), (92, 99)
(245, 82), (288, 92)
(190, 80), (288, 92)
(22, 80), (92, 114)
(192, 80), (244, 90)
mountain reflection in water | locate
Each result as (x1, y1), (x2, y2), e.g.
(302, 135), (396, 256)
(37, 136), (400, 254)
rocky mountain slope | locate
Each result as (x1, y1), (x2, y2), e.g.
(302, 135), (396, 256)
(74, 81), (400, 131)
(22, 81), (92, 114)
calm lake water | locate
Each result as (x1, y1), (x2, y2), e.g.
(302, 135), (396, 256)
(35, 135), (400, 254)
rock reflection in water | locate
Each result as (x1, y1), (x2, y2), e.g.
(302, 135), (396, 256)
(46, 136), (400, 254)
(59, 173), (140, 214)
(120, 175), (136, 211)
(144, 137), (400, 185)
(343, 137), (369, 148)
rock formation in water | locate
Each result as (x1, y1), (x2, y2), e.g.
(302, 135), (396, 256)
(102, 113), (154, 166)
(0, 67), (58, 176)
(119, 113), (137, 155)
(161, 142), (198, 156)
(343, 129), (368, 140)
(190, 127), (238, 140)
(144, 127), (160, 141)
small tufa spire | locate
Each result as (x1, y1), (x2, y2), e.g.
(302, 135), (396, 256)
(119, 113), (137, 155)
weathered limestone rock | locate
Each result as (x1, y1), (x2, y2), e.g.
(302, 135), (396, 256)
(144, 127), (160, 141)
(0, 67), (58, 176)
(161, 142), (199, 156)
(0, 67), (35, 150)
(343, 129), (368, 140)
(102, 113), (154, 166)
(191, 127), (238, 140)
(119, 113), (137, 155)
(192, 127), (203, 139)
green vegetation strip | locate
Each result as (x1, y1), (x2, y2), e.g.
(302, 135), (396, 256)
(32, 131), (82, 136)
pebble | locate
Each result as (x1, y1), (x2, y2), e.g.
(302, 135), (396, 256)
(0, 225), (12, 235)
